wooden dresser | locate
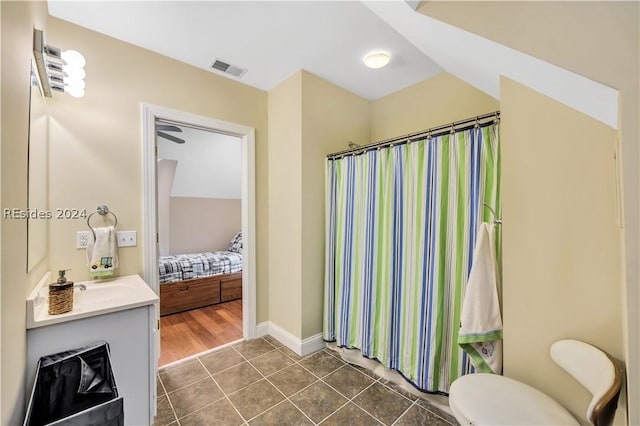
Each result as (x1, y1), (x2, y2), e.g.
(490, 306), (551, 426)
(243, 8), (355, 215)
(160, 272), (242, 316)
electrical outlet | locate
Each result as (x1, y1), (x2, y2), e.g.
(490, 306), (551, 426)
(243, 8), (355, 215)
(117, 231), (137, 247)
(76, 231), (91, 249)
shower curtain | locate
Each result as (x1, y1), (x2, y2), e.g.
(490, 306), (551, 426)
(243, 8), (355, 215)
(323, 121), (500, 393)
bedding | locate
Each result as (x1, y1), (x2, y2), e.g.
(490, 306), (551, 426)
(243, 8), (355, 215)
(159, 251), (242, 284)
(228, 231), (242, 253)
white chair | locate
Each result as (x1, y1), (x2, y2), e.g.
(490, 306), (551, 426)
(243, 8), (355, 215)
(449, 339), (623, 426)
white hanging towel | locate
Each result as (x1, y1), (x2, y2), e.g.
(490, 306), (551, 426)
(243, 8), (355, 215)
(458, 222), (503, 374)
(86, 226), (118, 277)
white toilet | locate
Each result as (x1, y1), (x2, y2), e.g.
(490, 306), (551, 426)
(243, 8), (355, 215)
(449, 340), (623, 426)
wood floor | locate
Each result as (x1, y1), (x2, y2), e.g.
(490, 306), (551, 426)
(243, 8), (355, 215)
(159, 299), (243, 366)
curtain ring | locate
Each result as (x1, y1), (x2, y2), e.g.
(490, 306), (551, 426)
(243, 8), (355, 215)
(475, 117), (480, 129)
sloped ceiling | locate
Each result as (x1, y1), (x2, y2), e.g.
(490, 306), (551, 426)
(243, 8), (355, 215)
(157, 126), (242, 200)
(364, 1), (618, 129)
(48, 0), (618, 128)
(47, 1), (443, 100)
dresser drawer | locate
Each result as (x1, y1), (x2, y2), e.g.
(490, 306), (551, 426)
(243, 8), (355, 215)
(160, 276), (220, 316)
(220, 273), (242, 302)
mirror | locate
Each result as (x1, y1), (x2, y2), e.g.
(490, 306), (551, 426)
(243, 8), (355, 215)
(27, 59), (49, 272)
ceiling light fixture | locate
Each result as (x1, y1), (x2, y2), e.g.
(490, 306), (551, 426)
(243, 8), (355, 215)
(33, 28), (87, 98)
(363, 51), (391, 69)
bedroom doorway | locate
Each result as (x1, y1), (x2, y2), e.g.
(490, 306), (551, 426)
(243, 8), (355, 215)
(142, 104), (257, 368)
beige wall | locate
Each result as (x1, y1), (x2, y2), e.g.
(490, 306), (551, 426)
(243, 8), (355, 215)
(45, 17), (268, 296)
(268, 70), (370, 340)
(43, 15), (269, 325)
(267, 71), (303, 337)
(4, 2), (631, 423)
(268, 71), (495, 341)
(418, 3), (639, 421)
(1, 6), (268, 421)
(169, 197), (241, 255)
(300, 71), (370, 338)
(501, 77), (623, 424)
(370, 73), (500, 141)
(157, 159), (177, 257)
(0, 2), (50, 424)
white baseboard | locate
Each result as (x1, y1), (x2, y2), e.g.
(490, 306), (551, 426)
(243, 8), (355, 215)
(256, 321), (325, 356)
(301, 332), (325, 356)
(256, 322), (270, 338)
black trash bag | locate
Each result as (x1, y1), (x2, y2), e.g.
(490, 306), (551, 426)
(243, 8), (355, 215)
(24, 341), (124, 426)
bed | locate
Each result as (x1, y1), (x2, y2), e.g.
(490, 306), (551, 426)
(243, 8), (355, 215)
(159, 232), (243, 316)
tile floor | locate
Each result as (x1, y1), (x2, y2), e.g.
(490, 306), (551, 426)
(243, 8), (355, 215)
(156, 336), (457, 426)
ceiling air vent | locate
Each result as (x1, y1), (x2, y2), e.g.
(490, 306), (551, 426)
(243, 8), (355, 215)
(210, 57), (247, 78)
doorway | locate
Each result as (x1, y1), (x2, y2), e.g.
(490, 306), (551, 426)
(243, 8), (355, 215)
(142, 104), (257, 368)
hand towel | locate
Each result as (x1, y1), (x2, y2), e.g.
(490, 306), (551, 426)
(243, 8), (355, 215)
(86, 226), (118, 277)
(458, 222), (503, 374)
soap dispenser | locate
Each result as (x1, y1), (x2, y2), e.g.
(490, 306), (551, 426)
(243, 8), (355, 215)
(48, 270), (74, 315)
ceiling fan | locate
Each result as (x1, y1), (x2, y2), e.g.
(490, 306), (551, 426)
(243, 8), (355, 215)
(157, 124), (185, 144)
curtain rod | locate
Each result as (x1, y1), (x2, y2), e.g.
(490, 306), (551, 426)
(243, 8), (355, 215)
(327, 110), (500, 159)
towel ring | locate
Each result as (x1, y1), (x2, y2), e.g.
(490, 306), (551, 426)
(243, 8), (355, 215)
(87, 205), (118, 239)
(483, 203), (502, 225)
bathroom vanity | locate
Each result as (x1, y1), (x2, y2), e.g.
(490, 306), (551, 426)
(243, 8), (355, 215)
(26, 274), (159, 426)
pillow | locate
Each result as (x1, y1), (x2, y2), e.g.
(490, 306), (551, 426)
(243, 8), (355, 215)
(228, 231), (242, 253)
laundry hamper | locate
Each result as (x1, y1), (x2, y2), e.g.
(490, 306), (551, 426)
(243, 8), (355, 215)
(24, 341), (124, 426)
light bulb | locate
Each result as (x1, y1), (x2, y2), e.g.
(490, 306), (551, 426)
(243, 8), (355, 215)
(64, 85), (85, 98)
(63, 65), (86, 80)
(63, 76), (86, 90)
(61, 50), (86, 68)
(363, 51), (391, 69)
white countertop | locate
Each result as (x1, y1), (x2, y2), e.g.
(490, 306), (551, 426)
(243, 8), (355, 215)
(26, 273), (159, 329)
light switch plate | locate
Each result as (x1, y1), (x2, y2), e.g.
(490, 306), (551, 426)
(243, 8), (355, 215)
(116, 231), (137, 247)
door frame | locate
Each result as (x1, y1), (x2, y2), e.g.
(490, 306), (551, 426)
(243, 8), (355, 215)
(142, 103), (257, 341)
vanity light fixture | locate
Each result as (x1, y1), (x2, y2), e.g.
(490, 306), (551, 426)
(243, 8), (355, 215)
(363, 51), (391, 69)
(33, 28), (86, 98)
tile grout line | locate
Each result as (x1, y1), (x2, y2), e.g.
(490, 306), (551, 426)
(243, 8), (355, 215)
(156, 374), (180, 426)
(242, 346), (319, 425)
(390, 399), (419, 426)
(316, 365), (424, 425)
(319, 350), (450, 425)
(228, 340), (316, 424)
(371, 381), (430, 425)
(159, 359), (217, 394)
(291, 350), (400, 425)
(323, 347), (456, 423)
(197, 356), (248, 425)
(289, 351), (361, 424)
(157, 374), (168, 397)
(162, 338), (285, 424)
(215, 347), (260, 424)
(325, 347), (455, 426)
(162, 354), (252, 424)
(228, 344), (269, 424)
(424, 405), (456, 426)
(162, 337), (449, 426)
(231, 340), (374, 425)
(316, 377), (380, 424)
(163, 375), (216, 397)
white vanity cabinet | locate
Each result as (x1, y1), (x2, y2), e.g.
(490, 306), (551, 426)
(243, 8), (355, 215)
(26, 274), (159, 426)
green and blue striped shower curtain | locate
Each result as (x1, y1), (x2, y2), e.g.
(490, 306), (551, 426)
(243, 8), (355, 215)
(323, 122), (500, 393)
